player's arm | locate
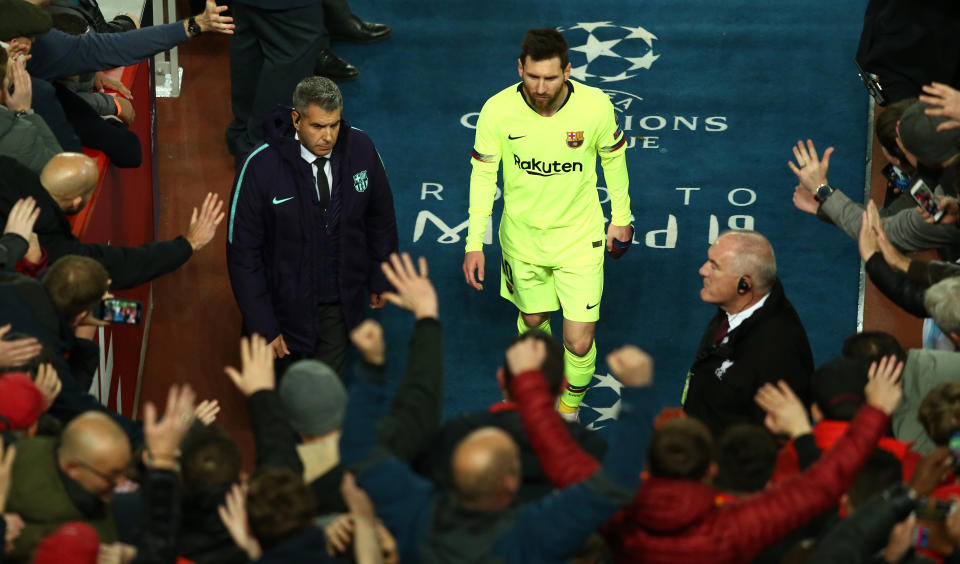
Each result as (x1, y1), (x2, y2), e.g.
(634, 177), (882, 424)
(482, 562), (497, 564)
(464, 102), (502, 290)
(597, 103), (632, 250)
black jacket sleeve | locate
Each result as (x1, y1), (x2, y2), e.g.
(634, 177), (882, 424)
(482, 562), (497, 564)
(865, 253), (929, 318)
(0, 234), (28, 271)
(377, 318), (444, 462)
(807, 483), (916, 563)
(40, 234), (193, 291)
(794, 433), (822, 471)
(247, 390), (304, 474)
(132, 469), (181, 564)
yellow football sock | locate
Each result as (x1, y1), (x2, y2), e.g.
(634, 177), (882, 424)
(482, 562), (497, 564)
(559, 341), (596, 411)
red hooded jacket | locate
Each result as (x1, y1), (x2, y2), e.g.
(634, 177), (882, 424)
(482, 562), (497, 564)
(510, 372), (890, 564)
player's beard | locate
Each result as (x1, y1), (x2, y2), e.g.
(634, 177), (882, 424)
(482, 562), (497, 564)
(525, 84), (565, 113)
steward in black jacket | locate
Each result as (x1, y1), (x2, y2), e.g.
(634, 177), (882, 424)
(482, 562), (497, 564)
(684, 278), (814, 439)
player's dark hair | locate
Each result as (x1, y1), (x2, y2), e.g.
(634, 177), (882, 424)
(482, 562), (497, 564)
(713, 424), (778, 494)
(520, 28), (569, 68)
(842, 331), (906, 365)
(648, 417), (715, 480)
(847, 449), (902, 509)
(502, 329), (565, 396)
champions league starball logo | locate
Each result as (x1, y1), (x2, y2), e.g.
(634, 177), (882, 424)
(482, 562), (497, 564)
(558, 22), (660, 84)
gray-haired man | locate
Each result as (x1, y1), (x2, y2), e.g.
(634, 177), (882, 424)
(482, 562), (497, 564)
(226, 77), (399, 376)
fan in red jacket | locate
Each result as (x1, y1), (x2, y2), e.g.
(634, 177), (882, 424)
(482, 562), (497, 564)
(772, 357), (921, 483)
(509, 355), (906, 564)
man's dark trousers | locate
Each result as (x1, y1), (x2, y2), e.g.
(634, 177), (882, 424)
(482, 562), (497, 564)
(273, 303), (348, 380)
(227, 2), (325, 157)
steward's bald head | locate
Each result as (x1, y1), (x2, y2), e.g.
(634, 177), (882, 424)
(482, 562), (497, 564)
(451, 427), (521, 510)
(40, 153), (98, 209)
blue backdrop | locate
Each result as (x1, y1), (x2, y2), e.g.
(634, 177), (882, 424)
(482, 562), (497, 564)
(336, 0), (870, 429)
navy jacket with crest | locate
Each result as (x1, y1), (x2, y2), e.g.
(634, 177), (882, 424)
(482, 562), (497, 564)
(226, 105), (398, 354)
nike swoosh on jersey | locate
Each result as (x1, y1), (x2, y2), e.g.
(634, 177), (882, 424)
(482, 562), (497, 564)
(508, 134), (526, 140)
(586, 302), (599, 310)
(272, 196), (294, 205)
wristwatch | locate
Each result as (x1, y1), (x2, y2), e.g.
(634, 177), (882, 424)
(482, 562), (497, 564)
(187, 16), (202, 37)
(814, 183), (835, 203)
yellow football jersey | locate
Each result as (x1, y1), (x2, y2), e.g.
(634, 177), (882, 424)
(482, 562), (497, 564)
(466, 79), (630, 266)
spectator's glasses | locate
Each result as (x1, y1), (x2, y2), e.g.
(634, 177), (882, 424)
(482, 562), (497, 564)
(73, 458), (127, 486)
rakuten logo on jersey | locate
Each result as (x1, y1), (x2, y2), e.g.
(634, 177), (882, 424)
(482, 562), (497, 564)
(513, 155), (584, 176)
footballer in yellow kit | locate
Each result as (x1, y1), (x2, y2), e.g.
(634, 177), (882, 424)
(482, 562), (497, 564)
(462, 28), (632, 419)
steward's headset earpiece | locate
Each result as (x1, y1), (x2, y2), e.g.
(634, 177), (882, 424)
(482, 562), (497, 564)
(737, 277), (751, 295)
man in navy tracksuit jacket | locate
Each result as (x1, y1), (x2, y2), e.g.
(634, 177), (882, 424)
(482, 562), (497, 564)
(226, 79), (398, 375)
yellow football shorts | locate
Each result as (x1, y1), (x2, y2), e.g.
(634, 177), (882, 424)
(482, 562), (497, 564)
(499, 252), (604, 323)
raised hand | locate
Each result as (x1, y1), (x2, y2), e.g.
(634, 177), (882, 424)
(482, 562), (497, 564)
(194, 399), (221, 425)
(34, 363), (62, 409)
(218, 481), (262, 560)
(324, 514), (354, 556)
(224, 334), (276, 396)
(2, 60), (32, 113)
(864, 354), (904, 415)
(3, 197), (40, 242)
(606, 345), (653, 388)
(381, 253), (438, 319)
(185, 192), (225, 252)
(755, 380), (812, 438)
(194, 0), (235, 35)
(349, 320), (385, 366)
(920, 82), (960, 131)
(858, 208), (879, 262)
(0, 437), (16, 512)
(787, 139), (834, 195)
(0, 325), (41, 369)
(505, 337), (546, 375)
(143, 384), (196, 469)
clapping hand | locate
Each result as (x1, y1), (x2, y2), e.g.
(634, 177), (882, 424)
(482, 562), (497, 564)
(755, 380), (812, 438)
(224, 335), (275, 396)
(380, 253), (438, 320)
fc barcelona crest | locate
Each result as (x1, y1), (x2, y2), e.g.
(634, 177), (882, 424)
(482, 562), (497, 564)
(566, 131), (584, 148)
(353, 170), (368, 192)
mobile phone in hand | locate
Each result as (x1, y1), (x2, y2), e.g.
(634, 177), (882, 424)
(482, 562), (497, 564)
(95, 298), (144, 325)
(909, 178), (944, 223)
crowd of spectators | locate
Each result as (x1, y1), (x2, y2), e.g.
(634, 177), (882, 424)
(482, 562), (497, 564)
(4, 0), (960, 562)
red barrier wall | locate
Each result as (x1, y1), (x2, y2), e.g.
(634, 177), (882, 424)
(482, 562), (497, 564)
(67, 61), (155, 418)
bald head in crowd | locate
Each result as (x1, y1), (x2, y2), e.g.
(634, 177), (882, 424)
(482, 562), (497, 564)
(451, 427), (522, 510)
(57, 412), (131, 502)
(40, 153), (99, 215)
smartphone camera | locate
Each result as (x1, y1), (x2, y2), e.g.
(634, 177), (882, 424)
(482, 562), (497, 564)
(95, 298), (144, 325)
